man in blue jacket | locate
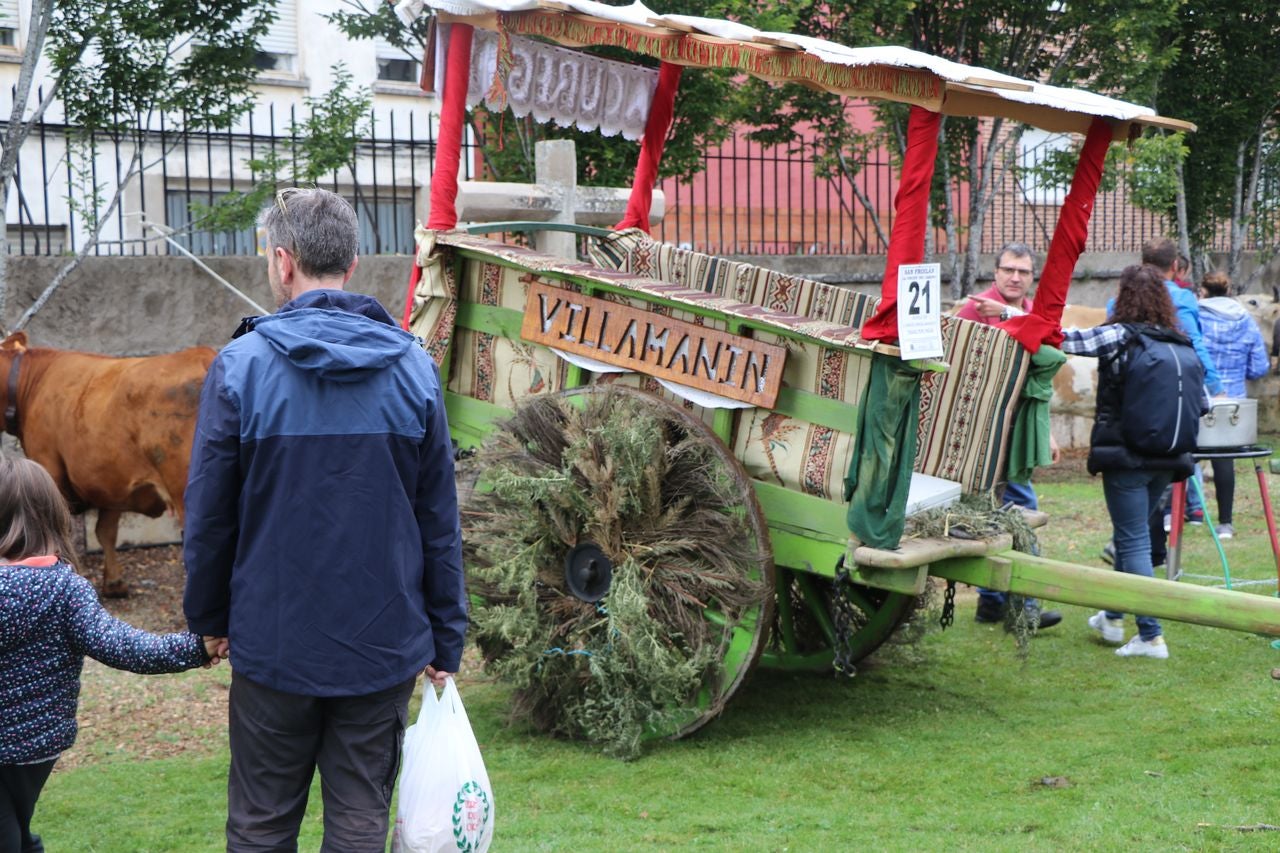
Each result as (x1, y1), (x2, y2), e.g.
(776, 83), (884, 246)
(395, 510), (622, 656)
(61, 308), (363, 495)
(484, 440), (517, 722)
(183, 188), (466, 851)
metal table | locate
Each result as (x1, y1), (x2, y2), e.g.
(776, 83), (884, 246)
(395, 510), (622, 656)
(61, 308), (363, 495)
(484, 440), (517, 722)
(1167, 444), (1280, 586)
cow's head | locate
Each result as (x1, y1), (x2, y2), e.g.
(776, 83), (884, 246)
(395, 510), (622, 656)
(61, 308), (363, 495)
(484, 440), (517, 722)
(1, 330), (28, 352)
(1236, 293), (1280, 350)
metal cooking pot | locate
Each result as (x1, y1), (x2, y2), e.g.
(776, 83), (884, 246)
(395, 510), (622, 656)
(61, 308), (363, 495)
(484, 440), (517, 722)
(1198, 398), (1257, 449)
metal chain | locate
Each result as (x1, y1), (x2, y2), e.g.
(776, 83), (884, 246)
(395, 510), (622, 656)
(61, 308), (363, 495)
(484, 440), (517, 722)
(939, 579), (957, 630)
(831, 557), (860, 679)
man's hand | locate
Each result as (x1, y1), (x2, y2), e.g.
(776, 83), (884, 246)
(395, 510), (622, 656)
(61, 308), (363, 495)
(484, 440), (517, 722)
(967, 294), (1018, 320)
(1049, 434), (1061, 465)
(203, 636), (229, 667)
(424, 665), (453, 688)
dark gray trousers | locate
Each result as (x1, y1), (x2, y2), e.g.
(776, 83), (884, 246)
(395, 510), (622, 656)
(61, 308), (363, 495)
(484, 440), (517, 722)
(0, 759), (55, 853)
(226, 671), (415, 853)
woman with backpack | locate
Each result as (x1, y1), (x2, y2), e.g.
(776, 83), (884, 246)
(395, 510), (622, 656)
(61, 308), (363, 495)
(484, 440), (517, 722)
(1197, 270), (1269, 539)
(1061, 264), (1209, 659)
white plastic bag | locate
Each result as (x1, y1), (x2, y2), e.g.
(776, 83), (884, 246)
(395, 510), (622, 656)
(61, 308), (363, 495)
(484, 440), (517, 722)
(392, 678), (495, 853)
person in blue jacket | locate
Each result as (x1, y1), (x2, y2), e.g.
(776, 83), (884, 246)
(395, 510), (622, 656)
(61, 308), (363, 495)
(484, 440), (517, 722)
(183, 188), (467, 851)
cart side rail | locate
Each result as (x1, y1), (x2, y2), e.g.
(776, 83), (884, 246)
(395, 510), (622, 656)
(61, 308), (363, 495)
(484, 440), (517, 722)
(586, 229), (1032, 495)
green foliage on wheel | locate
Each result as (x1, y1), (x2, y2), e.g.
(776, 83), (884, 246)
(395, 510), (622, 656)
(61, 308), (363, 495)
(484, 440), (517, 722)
(462, 387), (772, 759)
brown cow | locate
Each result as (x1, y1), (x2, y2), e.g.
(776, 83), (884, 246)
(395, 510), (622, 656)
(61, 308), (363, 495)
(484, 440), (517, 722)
(1, 331), (215, 597)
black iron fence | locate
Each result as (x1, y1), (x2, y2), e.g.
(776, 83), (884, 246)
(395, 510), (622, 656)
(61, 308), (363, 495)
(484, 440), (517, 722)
(5, 91), (449, 258)
(4, 93), (1275, 260)
(654, 131), (1278, 257)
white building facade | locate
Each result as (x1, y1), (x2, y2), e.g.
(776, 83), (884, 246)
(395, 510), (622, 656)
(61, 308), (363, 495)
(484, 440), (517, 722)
(0, 0), (454, 257)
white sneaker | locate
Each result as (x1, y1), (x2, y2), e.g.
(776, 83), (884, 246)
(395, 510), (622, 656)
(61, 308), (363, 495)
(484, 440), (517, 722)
(1088, 611), (1125, 644)
(1115, 635), (1169, 659)
(1216, 523), (1234, 540)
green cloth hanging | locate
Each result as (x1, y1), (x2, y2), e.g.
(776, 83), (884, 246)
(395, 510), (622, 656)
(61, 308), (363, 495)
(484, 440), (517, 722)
(844, 354), (923, 549)
(1006, 345), (1068, 485)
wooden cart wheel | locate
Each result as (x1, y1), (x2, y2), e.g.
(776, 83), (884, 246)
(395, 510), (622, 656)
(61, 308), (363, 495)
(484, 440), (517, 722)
(462, 386), (774, 757)
(764, 563), (915, 673)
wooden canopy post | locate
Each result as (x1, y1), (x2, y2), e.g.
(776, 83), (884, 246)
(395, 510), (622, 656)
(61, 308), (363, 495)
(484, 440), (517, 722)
(860, 106), (942, 343)
(426, 24), (475, 231)
(1003, 117), (1113, 351)
(615, 62), (683, 233)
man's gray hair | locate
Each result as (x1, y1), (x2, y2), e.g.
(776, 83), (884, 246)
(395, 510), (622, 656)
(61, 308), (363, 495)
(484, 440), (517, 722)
(1141, 237), (1178, 273)
(259, 188), (359, 278)
(997, 242), (1035, 270)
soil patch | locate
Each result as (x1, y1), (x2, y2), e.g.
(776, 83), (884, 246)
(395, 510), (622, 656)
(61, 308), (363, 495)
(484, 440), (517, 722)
(59, 545), (231, 771)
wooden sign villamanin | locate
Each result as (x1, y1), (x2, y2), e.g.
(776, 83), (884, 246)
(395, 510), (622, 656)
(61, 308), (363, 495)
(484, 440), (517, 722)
(521, 281), (787, 408)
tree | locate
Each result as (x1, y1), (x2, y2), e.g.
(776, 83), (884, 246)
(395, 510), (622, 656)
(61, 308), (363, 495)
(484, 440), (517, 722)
(0, 0), (277, 329)
(739, 0), (1182, 296)
(193, 63), (375, 239)
(1152, 1), (1280, 289)
(327, 0), (777, 187)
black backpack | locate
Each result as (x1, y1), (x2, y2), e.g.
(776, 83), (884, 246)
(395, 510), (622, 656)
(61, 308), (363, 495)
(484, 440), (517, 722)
(1107, 324), (1205, 456)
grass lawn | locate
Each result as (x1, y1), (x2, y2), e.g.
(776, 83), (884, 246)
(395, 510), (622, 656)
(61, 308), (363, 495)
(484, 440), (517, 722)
(35, 453), (1280, 852)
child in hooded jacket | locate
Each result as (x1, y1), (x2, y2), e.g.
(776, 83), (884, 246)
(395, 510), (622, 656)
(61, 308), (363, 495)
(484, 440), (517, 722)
(0, 455), (223, 853)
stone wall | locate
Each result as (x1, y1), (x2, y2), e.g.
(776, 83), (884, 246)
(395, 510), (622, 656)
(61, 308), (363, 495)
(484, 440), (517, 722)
(1, 254), (415, 554)
(1, 254), (412, 355)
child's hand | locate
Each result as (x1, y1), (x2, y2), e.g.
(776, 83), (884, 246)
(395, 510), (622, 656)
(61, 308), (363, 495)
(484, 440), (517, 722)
(203, 636), (230, 667)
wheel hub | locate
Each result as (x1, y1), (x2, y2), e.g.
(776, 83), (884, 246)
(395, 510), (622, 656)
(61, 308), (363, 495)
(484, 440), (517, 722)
(564, 542), (613, 602)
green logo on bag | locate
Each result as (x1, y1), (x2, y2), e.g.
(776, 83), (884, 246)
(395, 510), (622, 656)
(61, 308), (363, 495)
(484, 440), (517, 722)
(452, 780), (491, 852)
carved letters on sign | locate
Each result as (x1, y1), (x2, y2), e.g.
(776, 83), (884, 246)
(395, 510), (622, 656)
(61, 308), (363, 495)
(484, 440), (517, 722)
(520, 281), (786, 408)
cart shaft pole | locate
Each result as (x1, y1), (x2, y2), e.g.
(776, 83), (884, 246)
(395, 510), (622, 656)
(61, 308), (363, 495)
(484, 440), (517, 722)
(929, 552), (1280, 637)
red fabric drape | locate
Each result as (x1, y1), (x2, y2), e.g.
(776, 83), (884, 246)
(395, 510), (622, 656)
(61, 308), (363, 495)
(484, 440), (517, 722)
(615, 62), (683, 233)
(860, 106), (943, 343)
(1003, 117), (1113, 351)
(400, 257), (423, 331)
(426, 24), (474, 231)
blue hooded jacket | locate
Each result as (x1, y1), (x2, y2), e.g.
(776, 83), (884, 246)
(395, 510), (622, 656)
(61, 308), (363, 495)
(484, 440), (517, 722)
(183, 290), (466, 697)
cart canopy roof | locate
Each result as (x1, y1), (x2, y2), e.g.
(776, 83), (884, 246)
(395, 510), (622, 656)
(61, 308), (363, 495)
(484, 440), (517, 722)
(399, 0), (1193, 138)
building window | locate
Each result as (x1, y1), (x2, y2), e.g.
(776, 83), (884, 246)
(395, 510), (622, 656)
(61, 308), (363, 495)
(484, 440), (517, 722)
(354, 197), (417, 255)
(166, 190), (417, 256)
(377, 56), (420, 84)
(1018, 129), (1075, 206)
(376, 34), (421, 85)
(6, 225), (68, 256)
(253, 51), (294, 73)
(0, 0), (19, 48)
(165, 191), (258, 256)
(255, 1), (297, 75)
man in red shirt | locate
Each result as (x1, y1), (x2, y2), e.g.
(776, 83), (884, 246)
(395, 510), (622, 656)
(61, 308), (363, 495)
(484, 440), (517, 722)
(1172, 253), (1195, 292)
(954, 241), (1036, 325)
(953, 242), (1062, 630)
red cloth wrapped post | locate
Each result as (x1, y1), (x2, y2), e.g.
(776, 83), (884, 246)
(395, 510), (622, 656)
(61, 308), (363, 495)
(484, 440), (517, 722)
(426, 24), (475, 231)
(615, 62), (683, 233)
(1002, 117), (1113, 350)
(859, 106), (942, 343)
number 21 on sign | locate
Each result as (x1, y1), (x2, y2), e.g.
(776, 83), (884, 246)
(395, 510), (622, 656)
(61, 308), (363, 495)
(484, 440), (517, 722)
(896, 263), (943, 359)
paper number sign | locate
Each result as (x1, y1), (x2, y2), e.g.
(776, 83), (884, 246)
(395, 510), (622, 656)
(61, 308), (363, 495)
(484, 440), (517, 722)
(896, 263), (943, 359)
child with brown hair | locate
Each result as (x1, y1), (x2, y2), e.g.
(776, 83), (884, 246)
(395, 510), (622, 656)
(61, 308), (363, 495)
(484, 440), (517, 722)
(0, 455), (224, 852)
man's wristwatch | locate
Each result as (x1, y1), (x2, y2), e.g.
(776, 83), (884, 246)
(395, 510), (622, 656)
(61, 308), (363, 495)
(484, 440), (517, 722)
(999, 307), (1012, 322)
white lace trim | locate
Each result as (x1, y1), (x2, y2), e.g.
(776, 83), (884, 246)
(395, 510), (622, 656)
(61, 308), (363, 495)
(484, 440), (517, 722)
(463, 30), (657, 141)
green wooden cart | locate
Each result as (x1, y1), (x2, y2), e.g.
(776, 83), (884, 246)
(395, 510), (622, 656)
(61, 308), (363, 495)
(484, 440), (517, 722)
(395, 0), (1280, 751)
